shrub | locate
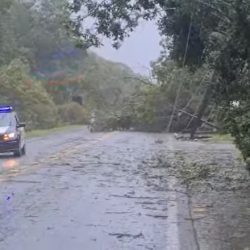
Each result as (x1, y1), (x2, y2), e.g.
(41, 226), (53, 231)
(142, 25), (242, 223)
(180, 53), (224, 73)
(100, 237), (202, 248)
(224, 102), (250, 162)
(57, 102), (88, 125)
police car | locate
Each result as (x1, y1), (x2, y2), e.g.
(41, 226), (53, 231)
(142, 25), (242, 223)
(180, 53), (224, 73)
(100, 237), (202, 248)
(0, 105), (26, 157)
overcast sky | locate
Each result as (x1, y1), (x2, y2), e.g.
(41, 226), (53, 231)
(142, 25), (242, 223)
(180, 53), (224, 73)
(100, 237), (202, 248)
(91, 21), (161, 76)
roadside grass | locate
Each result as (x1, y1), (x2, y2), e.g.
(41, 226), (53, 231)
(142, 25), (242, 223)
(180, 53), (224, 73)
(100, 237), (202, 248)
(209, 133), (234, 143)
(27, 125), (83, 139)
(206, 134), (244, 162)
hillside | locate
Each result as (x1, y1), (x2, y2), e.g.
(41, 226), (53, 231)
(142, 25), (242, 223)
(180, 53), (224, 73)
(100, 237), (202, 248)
(0, 0), (142, 129)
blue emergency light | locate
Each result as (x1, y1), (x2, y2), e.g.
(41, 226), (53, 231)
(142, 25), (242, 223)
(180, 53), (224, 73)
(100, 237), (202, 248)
(0, 105), (13, 113)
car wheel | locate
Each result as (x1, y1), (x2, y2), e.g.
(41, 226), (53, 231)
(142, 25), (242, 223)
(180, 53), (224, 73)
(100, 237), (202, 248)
(21, 144), (26, 155)
(13, 147), (22, 157)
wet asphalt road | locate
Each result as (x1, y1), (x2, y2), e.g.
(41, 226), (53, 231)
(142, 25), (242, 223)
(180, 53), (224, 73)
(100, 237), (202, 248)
(0, 128), (249, 250)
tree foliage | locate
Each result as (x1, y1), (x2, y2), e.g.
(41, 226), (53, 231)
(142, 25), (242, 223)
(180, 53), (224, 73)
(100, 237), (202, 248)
(69, 0), (250, 162)
(0, 60), (58, 129)
(122, 62), (213, 132)
(0, 0), (142, 129)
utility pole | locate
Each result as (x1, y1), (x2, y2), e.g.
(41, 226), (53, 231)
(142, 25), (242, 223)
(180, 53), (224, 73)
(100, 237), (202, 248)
(189, 71), (215, 139)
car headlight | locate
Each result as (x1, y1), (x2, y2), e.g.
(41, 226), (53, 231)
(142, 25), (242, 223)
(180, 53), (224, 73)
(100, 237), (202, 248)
(3, 132), (16, 141)
(8, 132), (16, 138)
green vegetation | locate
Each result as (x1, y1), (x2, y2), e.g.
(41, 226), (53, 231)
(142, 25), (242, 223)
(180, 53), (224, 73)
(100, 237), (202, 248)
(210, 134), (234, 143)
(69, 0), (250, 163)
(0, 60), (58, 129)
(1, 0), (249, 164)
(26, 125), (83, 139)
(0, 0), (142, 131)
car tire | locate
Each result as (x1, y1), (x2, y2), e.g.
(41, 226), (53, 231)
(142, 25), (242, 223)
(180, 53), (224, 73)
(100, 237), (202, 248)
(13, 147), (22, 157)
(21, 144), (26, 155)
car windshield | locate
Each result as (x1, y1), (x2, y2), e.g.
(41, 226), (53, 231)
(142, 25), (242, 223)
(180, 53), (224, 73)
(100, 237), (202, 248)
(0, 113), (12, 127)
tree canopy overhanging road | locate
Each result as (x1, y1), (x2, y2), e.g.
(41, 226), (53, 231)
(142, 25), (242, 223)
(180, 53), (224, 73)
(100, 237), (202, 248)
(69, 0), (250, 165)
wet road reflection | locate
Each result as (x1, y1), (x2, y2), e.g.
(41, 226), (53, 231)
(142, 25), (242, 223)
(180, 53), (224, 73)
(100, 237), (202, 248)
(2, 159), (19, 170)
